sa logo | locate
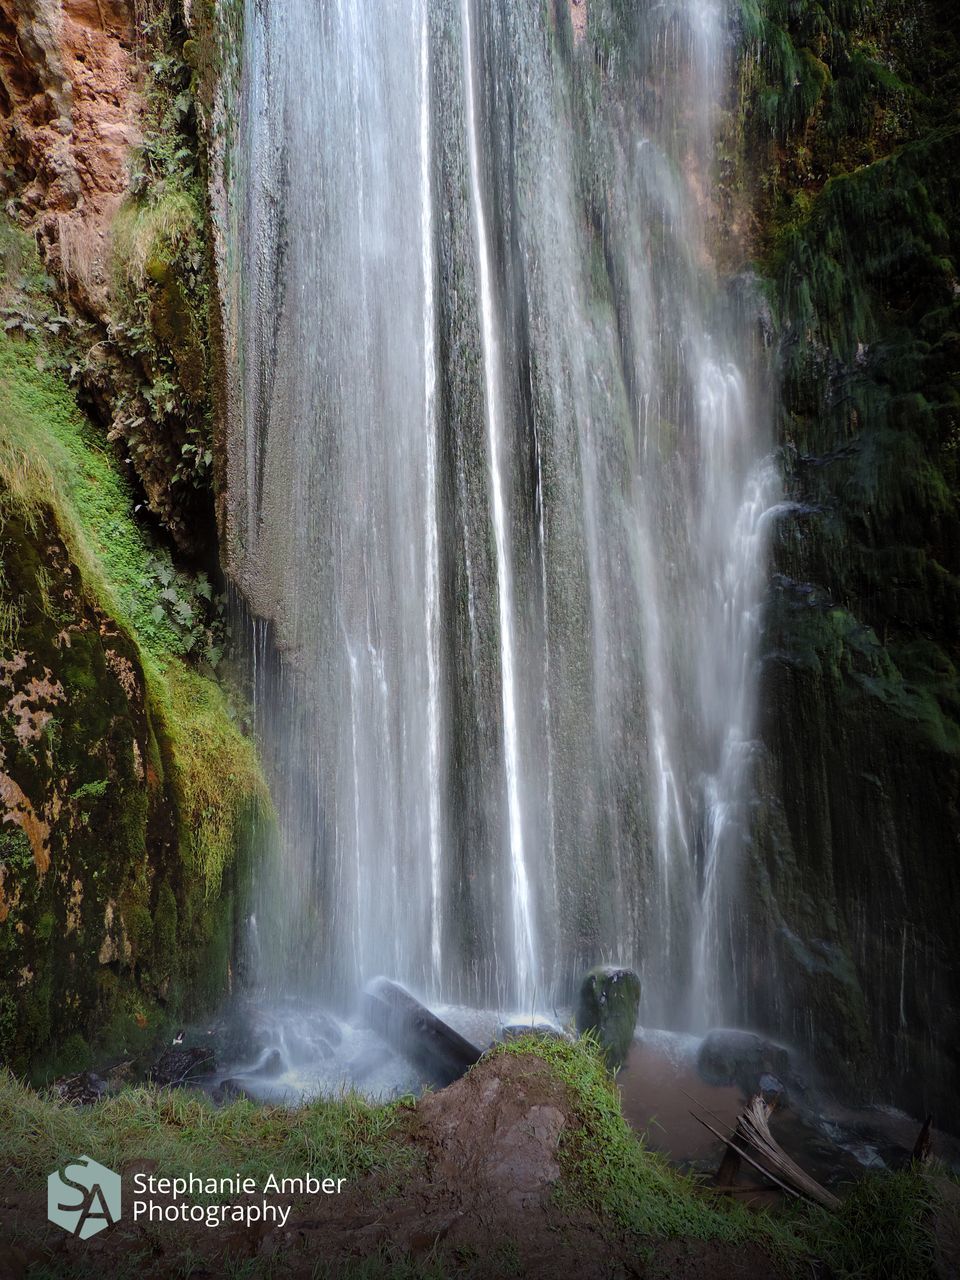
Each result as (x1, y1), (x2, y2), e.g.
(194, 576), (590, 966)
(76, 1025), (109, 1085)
(48, 1156), (121, 1238)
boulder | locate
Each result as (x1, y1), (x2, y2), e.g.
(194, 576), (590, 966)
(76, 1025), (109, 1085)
(212, 1077), (255, 1105)
(252, 1047), (285, 1078)
(363, 977), (482, 1088)
(501, 1019), (569, 1044)
(50, 1071), (107, 1105)
(575, 966), (640, 1070)
(150, 1046), (216, 1088)
(696, 1029), (791, 1096)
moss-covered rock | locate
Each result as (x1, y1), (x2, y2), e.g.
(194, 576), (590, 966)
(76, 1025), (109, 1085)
(0, 311), (268, 1077)
(575, 966), (640, 1070)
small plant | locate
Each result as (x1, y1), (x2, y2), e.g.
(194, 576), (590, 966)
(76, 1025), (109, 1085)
(144, 548), (225, 668)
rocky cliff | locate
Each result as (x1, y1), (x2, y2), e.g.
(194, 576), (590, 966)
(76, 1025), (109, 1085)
(735, 0), (959, 1122)
(0, 0), (266, 1077)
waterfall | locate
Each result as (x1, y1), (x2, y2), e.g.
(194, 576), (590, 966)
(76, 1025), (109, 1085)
(228, 0), (778, 1029)
(460, 0), (538, 1009)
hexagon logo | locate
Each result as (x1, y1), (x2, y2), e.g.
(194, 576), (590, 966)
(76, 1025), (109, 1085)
(48, 1155), (121, 1238)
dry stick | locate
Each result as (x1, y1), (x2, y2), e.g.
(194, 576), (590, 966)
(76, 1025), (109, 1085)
(690, 1111), (806, 1202)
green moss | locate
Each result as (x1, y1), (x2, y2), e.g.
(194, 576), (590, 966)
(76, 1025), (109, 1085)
(55, 1033), (93, 1075)
(0, 333), (182, 657)
(0, 318), (267, 1070)
(153, 880), (178, 977)
(147, 661), (267, 900)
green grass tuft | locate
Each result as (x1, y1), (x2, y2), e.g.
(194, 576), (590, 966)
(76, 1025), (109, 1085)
(0, 1068), (414, 1191)
(800, 1168), (940, 1280)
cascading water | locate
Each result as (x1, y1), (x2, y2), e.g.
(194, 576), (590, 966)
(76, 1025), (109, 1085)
(225, 0), (778, 1038)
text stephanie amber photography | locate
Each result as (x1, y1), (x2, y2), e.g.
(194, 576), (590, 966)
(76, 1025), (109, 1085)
(130, 1172), (347, 1229)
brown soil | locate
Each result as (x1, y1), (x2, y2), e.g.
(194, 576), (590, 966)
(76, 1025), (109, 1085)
(0, 1053), (788, 1280)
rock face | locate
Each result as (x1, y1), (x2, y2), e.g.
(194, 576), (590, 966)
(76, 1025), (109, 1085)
(0, 0), (215, 552)
(730, 1), (960, 1127)
(0, 0), (140, 314)
(0, 495), (170, 1072)
(0, 1), (266, 1077)
(575, 966), (640, 1070)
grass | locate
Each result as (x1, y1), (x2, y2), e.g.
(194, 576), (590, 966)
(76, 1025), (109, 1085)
(0, 333), (182, 657)
(111, 190), (202, 291)
(495, 1036), (948, 1278)
(0, 1068), (414, 1191)
(0, 1038), (951, 1278)
(802, 1168), (942, 1280)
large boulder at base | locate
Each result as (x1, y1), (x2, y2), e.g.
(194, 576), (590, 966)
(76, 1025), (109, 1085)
(363, 977), (483, 1088)
(575, 966), (641, 1069)
(697, 1028), (792, 1096)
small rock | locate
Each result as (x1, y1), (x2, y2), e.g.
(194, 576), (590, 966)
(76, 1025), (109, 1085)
(252, 1048), (285, 1078)
(759, 1072), (786, 1106)
(501, 1021), (568, 1043)
(213, 1078), (254, 1105)
(575, 966), (641, 1070)
(310, 1012), (343, 1048)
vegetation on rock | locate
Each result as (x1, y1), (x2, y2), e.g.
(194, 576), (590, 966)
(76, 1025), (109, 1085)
(0, 15), (264, 1080)
(722, 0), (960, 1124)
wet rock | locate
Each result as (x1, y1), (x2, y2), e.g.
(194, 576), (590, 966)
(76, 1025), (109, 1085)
(697, 1029), (791, 1096)
(759, 1072), (786, 1107)
(150, 1046), (216, 1087)
(212, 1077), (255, 1105)
(50, 1071), (107, 1105)
(252, 1048), (285, 1078)
(312, 1012), (343, 1047)
(363, 977), (482, 1089)
(501, 1020), (569, 1044)
(575, 966), (641, 1070)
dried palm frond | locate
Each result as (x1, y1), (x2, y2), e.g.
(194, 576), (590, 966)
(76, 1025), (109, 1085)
(691, 1094), (841, 1211)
